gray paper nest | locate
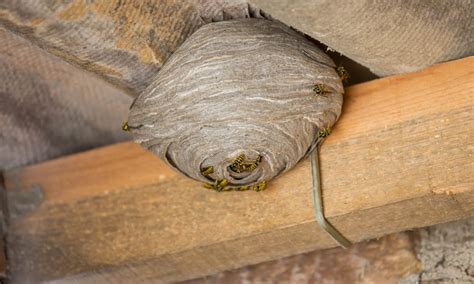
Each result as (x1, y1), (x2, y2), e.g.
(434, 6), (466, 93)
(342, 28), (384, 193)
(127, 19), (343, 191)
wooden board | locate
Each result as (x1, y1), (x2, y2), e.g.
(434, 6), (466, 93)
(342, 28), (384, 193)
(249, 0), (472, 77)
(4, 57), (474, 282)
(184, 232), (421, 284)
(0, 0), (265, 95)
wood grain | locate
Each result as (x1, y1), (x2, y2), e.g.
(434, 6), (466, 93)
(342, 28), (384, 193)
(4, 57), (474, 283)
(249, 0), (473, 77)
(0, 0), (265, 95)
(183, 232), (421, 284)
(0, 28), (132, 171)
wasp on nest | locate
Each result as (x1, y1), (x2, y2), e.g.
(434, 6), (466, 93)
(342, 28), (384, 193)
(125, 19), (343, 192)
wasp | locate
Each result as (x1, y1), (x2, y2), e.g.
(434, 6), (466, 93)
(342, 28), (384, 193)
(313, 83), (330, 96)
(318, 126), (332, 138)
(242, 155), (262, 172)
(336, 65), (349, 83)
(217, 179), (229, 191)
(201, 166), (214, 176)
(122, 121), (142, 131)
(237, 186), (250, 191)
(122, 121), (130, 131)
(250, 155), (262, 171)
(203, 179), (230, 192)
(230, 153), (246, 173)
(203, 183), (214, 190)
(252, 181), (267, 192)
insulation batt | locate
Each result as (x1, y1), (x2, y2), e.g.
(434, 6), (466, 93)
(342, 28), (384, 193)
(128, 19), (343, 189)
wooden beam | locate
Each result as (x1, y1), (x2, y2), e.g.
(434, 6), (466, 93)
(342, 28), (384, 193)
(249, 0), (472, 77)
(4, 57), (473, 282)
(0, 0), (264, 95)
(184, 232), (421, 283)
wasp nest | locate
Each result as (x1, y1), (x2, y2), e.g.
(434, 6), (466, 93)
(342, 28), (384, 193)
(127, 19), (343, 191)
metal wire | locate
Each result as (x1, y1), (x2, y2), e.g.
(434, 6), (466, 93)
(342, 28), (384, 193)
(310, 146), (352, 248)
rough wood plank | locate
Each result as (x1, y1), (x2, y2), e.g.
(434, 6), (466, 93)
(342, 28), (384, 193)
(183, 232), (421, 284)
(0, 0), (265, 95)
(4, 57), (474, 283)
(249, 0), (473, 77)
(0, 28), (132, 171)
